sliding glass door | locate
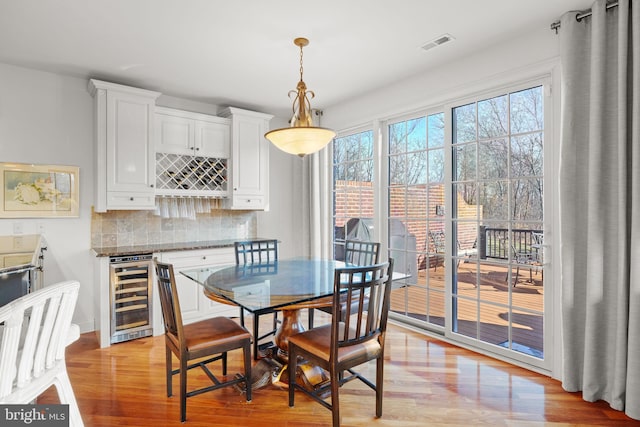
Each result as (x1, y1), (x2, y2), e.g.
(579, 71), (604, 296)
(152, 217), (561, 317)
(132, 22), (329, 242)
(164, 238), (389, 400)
(387, 113), (447, 329)
(332, 79), (550, 369)
(451, 85), (545, 364)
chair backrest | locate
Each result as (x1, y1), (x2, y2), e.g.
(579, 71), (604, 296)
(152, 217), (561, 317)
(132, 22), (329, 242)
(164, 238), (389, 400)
(344, 240), (380, 266)
(428, 231), (445, 253)
(0, 280), (80, 399)
(154, 260), (185, 349)
(331, 259), (394, 358)
(532, 232), (543, 246)
(234, 240), (278, 265)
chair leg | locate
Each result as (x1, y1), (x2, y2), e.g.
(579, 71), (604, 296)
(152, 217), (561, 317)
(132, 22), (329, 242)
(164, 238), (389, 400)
(165, 347), (172, 397)
(376, 356), (384, 418)
(222, 352), (228, 375)
(243, 341), (252, 402)
(53, 371), (84, 427)
(180, 357), (188, 422)
(330, 367), (341, 427)
(308, 308), (315, 329)
(288, 345), (297, 407)
(253, 314), (260, 360)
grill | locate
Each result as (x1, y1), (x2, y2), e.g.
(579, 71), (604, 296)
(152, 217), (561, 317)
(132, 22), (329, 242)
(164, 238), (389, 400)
(109, 254), (153, 344)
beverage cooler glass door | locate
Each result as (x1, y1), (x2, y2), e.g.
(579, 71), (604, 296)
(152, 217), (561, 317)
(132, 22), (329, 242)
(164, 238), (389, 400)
(109, 255), (153, 344)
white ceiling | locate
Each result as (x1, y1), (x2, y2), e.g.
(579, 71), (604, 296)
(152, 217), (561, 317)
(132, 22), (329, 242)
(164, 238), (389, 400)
(0, 0), (593, 118)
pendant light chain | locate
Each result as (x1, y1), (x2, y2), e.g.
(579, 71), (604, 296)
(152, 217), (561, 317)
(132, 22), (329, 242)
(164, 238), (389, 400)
(299, 42), (304, 82)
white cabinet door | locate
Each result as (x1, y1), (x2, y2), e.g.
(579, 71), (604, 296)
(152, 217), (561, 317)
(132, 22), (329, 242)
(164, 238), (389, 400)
(89, 79), (161, 212)
(159, 248), (237, 324)
(195, 120), (230, 158)
(220, 107), (273, 210)
(155, 112), (194, 155)
(155, 107), (230, 157)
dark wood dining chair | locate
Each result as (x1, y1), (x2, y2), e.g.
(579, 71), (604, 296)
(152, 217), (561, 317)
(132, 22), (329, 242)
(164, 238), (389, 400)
(308, 240), (381, 328)
(154, 260), (252, 422)
(288, 259), (394, 427)
(234, 239), (280, 359)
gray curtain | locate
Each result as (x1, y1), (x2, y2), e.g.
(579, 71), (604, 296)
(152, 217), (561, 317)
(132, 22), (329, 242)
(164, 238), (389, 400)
(305, 150), (328, 258)
(303, 110), (332, 259)
(559, 0), (639, 420)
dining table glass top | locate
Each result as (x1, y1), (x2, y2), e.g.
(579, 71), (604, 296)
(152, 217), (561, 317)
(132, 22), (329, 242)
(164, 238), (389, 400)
(181, 258), (344, 313)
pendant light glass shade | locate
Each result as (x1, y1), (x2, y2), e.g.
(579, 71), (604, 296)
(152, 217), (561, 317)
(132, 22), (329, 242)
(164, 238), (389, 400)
(265, 38), (336, 157)
(265, 126), (335, 157)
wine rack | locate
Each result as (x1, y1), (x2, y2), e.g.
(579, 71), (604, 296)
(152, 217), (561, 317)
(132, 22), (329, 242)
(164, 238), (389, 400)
(155, 153), (228, 196)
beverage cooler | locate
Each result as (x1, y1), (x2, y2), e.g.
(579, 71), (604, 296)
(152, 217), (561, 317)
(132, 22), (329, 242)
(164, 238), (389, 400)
(109, 254), (153, 344)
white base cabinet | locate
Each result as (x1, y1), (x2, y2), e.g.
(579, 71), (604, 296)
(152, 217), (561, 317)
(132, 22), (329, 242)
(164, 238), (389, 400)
(156, 248), (237, 327)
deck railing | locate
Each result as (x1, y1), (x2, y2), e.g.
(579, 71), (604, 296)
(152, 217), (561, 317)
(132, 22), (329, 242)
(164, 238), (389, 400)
(479, 226), (542, 260)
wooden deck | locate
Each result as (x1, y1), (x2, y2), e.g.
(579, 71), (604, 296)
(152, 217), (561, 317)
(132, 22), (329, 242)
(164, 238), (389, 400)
(390, 259), (544, 357)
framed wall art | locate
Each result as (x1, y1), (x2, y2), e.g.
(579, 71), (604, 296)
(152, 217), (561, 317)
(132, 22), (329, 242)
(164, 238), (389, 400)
(0, 162), (79, 218)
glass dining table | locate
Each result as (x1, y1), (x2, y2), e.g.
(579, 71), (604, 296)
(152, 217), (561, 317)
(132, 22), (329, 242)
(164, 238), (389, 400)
(181, 258), (345, 355)
(182, 258), (344, 390)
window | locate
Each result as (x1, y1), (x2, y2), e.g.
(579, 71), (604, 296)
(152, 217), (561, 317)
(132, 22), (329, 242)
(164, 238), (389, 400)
(387, 113), (447, 327)
(333, 130), (374, 259)
(330, 79), (549, 369)
(451, 86), (544, 360)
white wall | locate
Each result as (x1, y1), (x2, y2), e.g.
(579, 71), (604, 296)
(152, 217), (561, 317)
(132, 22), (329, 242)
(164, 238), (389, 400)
(322, 28), (560, 130)
(0, 62), (95, 331)
(0, 62), (303, 334)
(257, 116), (302, 259)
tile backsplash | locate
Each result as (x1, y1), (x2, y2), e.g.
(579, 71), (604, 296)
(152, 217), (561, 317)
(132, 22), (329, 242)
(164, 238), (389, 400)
(91, 207), (257, 248)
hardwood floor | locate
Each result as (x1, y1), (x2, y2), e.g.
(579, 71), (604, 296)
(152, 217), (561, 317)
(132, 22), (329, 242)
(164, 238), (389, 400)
(40, 314), (637, 426)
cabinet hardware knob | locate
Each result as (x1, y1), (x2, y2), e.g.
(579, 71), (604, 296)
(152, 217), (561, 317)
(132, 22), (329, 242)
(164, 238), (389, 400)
(130, 197), (134, 201)
(202, 256), (206, 260)
(150, 184), (154, 188)
(195, 147), (200, 151)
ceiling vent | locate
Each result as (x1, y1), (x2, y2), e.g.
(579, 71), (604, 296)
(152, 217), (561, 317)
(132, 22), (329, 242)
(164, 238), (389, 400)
(421, 33), (455, 52)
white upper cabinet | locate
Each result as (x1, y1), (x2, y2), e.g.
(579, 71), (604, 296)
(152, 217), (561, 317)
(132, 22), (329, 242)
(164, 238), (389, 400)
(89, 79), (161, 212)
(155, 107), (229, 158)
(219, 107), (273, 210)
(154, 107), (231, 197)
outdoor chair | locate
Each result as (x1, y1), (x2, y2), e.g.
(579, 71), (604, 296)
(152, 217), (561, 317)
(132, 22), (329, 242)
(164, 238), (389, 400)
(532, 232), (544, 263)
(307, 240), (380, 328)
(429, 230), (446, 271)
(288, 259), (394, 427)
(0, 280), (83, 427)
(500, 237), (537, 287)
(154, 260), (252, 422)
(234, 239), (280, 359)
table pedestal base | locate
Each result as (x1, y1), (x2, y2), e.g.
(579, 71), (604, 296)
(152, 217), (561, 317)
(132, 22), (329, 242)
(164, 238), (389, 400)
(236, 307), (330, 395)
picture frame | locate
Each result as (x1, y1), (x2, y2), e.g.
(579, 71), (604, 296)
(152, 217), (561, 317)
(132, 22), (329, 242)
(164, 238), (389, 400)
(0, 162), (79, 218)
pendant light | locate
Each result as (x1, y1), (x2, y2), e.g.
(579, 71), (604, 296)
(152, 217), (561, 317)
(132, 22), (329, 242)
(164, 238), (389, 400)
(264, 37), (336, 157)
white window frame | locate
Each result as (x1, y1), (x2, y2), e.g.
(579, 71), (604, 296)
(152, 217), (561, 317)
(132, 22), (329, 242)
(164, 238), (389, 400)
(325, 64), (561, 378)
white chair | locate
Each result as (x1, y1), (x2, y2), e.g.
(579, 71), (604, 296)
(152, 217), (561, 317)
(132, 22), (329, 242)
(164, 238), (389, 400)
(0, 280), (83, 427)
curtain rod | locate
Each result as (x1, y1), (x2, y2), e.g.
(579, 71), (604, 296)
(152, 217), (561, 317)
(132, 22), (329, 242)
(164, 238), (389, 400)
(550, 1), (619, 32)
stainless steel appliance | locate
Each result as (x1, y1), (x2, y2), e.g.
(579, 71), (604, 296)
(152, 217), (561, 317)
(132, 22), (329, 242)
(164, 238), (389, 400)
(0, 234), (46, 306)
(109, 254), (153, 344)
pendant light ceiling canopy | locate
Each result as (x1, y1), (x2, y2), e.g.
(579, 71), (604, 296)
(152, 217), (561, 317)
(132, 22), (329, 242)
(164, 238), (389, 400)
(264, 37), (336, 157)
